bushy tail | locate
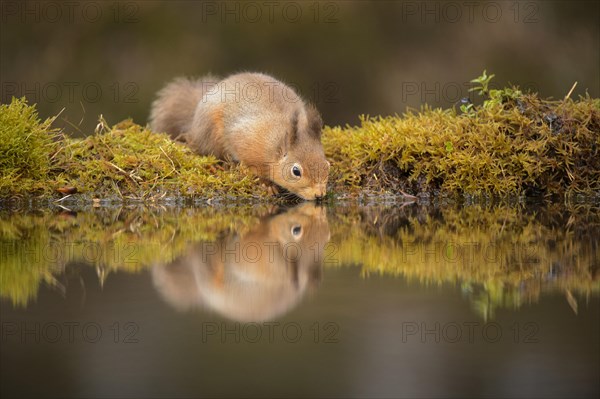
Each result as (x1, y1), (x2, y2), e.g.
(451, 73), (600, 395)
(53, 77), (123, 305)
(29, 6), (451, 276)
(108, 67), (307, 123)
(149, 75), (219, 140)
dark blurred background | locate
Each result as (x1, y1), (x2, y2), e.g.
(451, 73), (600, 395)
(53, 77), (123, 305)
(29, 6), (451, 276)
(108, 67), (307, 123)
(1, 0), (598, 135)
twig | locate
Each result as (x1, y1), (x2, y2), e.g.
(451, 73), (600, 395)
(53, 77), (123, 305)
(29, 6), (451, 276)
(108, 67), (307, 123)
(54, 194), (72, 202)
(159, 146), (179, 175)
(399, 190), (418, 200)
(56, 204), (73, 212)
(106, 161), (128, 175)
(564, 81), (577, 101)
(106, 161), (142, 188)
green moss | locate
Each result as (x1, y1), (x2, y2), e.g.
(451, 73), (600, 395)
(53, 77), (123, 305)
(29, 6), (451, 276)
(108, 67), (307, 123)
(0, 98), (267, 200)
(323, 93), (600, 197)
(0, 98), (62, 196)
(52, 118), (265, 200)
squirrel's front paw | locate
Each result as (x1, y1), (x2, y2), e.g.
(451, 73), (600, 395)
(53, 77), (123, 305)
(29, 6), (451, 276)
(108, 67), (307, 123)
(260, 179), (280, 196)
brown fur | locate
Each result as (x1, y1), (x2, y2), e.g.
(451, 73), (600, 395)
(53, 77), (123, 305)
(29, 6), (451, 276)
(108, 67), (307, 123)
(151, 203), (330, 321)
(149, 72), (330, 200)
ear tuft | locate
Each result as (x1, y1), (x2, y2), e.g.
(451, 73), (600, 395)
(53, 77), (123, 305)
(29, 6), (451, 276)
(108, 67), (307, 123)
(306, 103), (323, 139)
(286, 110), (299, 148)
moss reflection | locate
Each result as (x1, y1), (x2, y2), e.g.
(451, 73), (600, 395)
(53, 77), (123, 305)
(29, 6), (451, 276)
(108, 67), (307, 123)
(1, 204), (597, 319)
(329, 204), (599, 318)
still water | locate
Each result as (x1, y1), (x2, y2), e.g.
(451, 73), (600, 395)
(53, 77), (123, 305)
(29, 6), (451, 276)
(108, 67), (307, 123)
(1, 202), (598, 398)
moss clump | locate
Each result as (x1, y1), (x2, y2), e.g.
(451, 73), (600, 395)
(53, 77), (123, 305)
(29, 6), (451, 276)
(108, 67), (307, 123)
(0, 98), (267, 200)
(0, 98), (62, 196)
(323, 72), (599, 197)
(52, 119), (265, 200)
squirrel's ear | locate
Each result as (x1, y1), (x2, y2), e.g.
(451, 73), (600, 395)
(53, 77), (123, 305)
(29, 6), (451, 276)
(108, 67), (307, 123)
(306, 104), (323, 139)
(284, 110), (300, 151)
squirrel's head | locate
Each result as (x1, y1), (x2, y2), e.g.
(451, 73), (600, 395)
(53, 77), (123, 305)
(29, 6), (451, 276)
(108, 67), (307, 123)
(272, 104), (330, 200)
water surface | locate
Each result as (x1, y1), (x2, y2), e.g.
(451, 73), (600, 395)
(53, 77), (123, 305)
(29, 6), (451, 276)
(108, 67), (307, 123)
(1, 202), (598, 398)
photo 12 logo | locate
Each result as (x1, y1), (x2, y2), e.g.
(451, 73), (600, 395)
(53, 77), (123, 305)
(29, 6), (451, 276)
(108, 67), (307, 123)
(0, 241), (140, 267)
(1, 81), (139, 105)
(399, 1), (540, 24)
(199, 1), (340, 24)
(400, 321), (540, 344)
(400, 81), (539, 104)
(1, 321), (140, 344)
(0, 1), (140, 24)
(199, 321), (340, 344)
(198, 80), (340, 105)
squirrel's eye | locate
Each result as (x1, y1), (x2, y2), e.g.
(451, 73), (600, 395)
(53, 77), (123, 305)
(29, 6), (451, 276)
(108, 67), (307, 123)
(291, 225), (302, 237)
(291, 164), (302, 178)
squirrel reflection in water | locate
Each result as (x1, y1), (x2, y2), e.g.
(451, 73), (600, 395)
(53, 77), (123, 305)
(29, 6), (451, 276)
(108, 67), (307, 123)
(152, 203), (330, 322)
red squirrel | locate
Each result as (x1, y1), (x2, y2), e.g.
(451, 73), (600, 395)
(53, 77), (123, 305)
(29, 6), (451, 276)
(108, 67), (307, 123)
(149, 72), (330, 200)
